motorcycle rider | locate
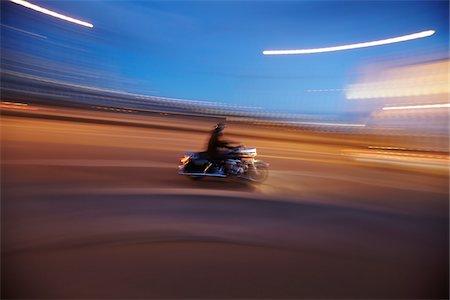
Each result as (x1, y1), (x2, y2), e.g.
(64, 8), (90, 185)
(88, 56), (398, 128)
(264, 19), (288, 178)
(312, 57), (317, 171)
(207, 123), (241, 173)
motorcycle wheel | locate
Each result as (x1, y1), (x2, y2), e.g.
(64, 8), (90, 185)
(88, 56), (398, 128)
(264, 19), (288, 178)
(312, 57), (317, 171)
(248, 163), (269, 183)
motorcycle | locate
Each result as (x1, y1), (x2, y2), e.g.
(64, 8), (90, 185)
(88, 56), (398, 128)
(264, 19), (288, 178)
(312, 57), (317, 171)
(178, 147), (269, 183)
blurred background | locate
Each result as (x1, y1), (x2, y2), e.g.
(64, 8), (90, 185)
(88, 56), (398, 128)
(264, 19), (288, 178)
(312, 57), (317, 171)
(1, 0), (449, 299)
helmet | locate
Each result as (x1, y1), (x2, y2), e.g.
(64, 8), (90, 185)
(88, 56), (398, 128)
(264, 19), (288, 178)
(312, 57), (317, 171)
(214, 123), (225, 132)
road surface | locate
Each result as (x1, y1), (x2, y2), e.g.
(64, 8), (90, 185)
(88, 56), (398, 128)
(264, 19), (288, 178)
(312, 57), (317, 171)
(1, 110), (448, 299)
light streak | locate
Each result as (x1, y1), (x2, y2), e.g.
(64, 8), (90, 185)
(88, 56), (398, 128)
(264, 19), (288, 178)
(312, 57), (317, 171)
(0, 24), (47, 38)
(289, 121), (366, 127)
(382, 103), (450, 110)
(263, 30), (435, 55)
(10, 0), (94, 28)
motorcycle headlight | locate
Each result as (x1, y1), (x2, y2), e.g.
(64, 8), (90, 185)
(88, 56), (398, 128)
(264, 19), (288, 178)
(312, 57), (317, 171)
(180, 156), (190, 164)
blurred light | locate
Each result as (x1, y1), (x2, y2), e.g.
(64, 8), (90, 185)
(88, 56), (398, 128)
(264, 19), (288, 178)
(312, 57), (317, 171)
(346, 59), (448, 99)
(180, 156), (190, 164)
(290, 121), (366, 127)
(1, 101), (27, 106)
(382, 103), (450, 110)
(10, 0), (94, 28)
(1, 24), (47, 39)
(263, 30), (435, 55)
(0, 101), (40, 111)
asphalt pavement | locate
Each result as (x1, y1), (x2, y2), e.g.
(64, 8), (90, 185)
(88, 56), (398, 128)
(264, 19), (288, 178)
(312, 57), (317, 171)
(1, 112), (448, 299)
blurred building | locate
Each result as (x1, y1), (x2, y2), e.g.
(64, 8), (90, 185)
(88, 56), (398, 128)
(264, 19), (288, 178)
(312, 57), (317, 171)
(346, 58), (449, 151)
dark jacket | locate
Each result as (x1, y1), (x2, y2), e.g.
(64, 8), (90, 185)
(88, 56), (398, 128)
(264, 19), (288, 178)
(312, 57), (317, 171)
(207, 130), (234, 159)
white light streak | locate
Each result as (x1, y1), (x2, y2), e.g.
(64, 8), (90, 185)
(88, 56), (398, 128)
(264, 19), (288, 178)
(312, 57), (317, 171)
(290, 121), (366, 127)
(382, 103), (450, 110)
(263, 30), (435, 55)
(10, 0), (93, 28)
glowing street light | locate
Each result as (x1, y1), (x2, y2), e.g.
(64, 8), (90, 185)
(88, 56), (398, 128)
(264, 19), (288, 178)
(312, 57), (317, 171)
(10, 0), (94, 28)
(263, 30), (435, 55)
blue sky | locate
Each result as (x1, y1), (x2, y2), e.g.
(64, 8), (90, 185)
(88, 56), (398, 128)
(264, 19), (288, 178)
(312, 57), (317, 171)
(2, 0), (448, 114)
